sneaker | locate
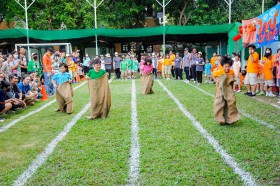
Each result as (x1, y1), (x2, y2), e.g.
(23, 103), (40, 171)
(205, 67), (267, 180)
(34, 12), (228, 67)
(266, 92), (269, 97)
(244, 92), (251, 95)
(236, 89), (242, 93)
(248, 93), (256, 97)
(185, 80), (189, 83)
(193, 81), (196, 84)
(197, 83), (201, 86)
(268, 92), (276, 97)
(256, 91), (265, 96)
(0, 118), (4, 122)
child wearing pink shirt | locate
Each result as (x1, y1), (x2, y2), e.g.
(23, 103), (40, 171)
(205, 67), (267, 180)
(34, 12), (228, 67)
(141, 58), (154, 94)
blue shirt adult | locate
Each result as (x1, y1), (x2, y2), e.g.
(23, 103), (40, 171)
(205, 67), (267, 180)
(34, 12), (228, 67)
(83, 57), (90, 67)
(196, 58), (204, 71)
(204, 63), (212, 75)
(52, 72), (72, 85)
(113, 57), (121, 69)
(183, 53), (191, 67)
(17, 82), (31, 95)
(105, 57), (112, 70)
(175, 57), (182, 68)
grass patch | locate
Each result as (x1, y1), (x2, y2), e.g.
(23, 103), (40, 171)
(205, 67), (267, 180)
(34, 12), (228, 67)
(26, 81), (131, 185)
(161, 80), (280, 185)
(136, 80), (243, 185)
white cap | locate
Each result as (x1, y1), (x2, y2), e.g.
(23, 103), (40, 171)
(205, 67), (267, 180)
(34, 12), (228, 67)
(115, 52), (118, 55)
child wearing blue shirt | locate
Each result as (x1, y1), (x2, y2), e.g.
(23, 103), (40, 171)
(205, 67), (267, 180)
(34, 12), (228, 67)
(52, 63), (73, 114)
(204, 59), (212, 83)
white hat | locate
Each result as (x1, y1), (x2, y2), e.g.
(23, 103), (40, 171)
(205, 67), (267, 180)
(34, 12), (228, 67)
(114, 52), (118, 55)
(105, 53), (110, 57)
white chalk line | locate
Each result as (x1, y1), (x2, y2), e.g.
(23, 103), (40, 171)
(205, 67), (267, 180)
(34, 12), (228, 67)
(0, 81), (87, 133)
(252, 97), (280, 110)
(128, 79), (140, 185)
(157, 80), (257, 186)
(185, 82), (280, 135)
(13, 77), (114, 186)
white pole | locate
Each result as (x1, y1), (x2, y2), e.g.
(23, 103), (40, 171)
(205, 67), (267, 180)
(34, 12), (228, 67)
(94, 0), (98, 55)
(86, 0), (104, 56)
(163, 0), (165, 55)
(229, 0), (231, 24)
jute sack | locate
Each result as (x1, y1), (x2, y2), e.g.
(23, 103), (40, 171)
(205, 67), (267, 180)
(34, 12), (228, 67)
(56, 82), (74, 114)
(141, 73), (154, 95)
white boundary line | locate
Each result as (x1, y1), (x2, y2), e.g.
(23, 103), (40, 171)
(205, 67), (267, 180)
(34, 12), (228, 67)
(157, 80), (257, 186)
(252, 97), (280, 110)
(185, 82), (280, 135)
(13, 103), (91, 186)
(128, 79), (140, 185)
(0, 81), (87, 133)
(13, 77), (114, 186)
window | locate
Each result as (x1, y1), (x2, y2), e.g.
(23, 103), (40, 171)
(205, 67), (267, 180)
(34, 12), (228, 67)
(121, 43), (129, 53)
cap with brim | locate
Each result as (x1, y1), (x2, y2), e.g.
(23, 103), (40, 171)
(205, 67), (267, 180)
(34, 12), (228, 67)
(32, 52), (37, 56)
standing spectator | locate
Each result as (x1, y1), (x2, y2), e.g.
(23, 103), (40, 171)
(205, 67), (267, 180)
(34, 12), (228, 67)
(66, 54), (75, 83)
(163, 54), (172, 80)
(2, 53), (13, 76)
(191, 48), (198, 83)
(59, 52), (66, 64)
(204, 59), (212, 83)
(232, 54), (241, 92)
(169, 51), (175, 78)
(275, 48), (280, 97)
(151, 52), (158, 79)
(262, 48), (275, 97)
(10, 51), (22, 81)
(195, 52), (204, 86)
(132, 56), (139, 79)
(105, 53), (112, 79)
(157, 55), (163, 79)
(42, 48), (55, 96)
(27, 53), (41, 76)
(183, 48), (191, 82)
(100, 55), (105, 70)
(126, 54), (132, 79)
(19, 47), (28, 77)
(17, 75), (38, 106)
(139, 56), (145, 76)
(113, 52), (121, 79)
(120, 57), (128, 80)
(244, 45), (259, 96)
(83, 53), (91, 74)
(231, 52), (237, 62)
(210, 51), (218, 73)
(174, 52), (183, 80)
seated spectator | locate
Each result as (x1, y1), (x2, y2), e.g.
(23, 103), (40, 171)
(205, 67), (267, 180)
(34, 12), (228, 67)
(29, 73), (43, 99)
(7, 74), (26, 109)
(0, 81), (19, 120)
(18, 75), (38, 106)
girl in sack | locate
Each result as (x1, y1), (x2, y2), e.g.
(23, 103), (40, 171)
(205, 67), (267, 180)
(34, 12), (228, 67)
(52, 63), (74, 114)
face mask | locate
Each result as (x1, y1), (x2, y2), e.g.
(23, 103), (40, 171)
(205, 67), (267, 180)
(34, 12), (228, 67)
(33, 56), (38, 60)
(266, 51), (270, 54)
(14, 55), (18, 58)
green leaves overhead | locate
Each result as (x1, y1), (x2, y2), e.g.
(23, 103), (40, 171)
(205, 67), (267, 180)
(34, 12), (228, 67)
(1, 0), (279, 29)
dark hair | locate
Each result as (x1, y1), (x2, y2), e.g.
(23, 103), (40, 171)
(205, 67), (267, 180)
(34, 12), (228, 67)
(241, 70), (247, 76)
(220, 56), (233, 66)
(264, 48), (272, 58)
(48, 48), (54, 53)
(11, 51), (17, 55)
(1, 80), (10, 89)
(59, 63), (69, 72)
(93, 58), (101, 65)
(248, 44), (256, 49)
(8, 73), (18, 80)
(232, 52), (236, 56)
(22, 75), (30, 81)
(144, 57), (152, 65)
(277, 48), (280, 53)
(235, 54), (240, 58)
(213, 51), (217, 54)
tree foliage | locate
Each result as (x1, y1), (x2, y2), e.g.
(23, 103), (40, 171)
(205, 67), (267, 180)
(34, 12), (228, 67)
(1, 0), (279, 29)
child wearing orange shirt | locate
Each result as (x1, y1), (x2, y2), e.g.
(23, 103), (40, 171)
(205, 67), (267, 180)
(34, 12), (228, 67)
(262, 48), (275, 97)
(213, 56), (240, 125)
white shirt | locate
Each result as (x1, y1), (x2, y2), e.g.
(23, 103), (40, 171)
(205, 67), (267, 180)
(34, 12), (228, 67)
(232, 60), (241, 77)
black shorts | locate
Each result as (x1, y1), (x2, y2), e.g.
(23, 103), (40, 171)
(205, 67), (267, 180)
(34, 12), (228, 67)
(0, 104), (5, 112)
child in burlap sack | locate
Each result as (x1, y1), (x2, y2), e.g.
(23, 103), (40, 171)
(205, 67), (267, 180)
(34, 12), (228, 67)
(213, 56), (240, 125)
(52, 63), (73, 114)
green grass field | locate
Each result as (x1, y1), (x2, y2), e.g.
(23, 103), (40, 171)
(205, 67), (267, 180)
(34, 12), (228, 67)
(0, 78), (279, 185)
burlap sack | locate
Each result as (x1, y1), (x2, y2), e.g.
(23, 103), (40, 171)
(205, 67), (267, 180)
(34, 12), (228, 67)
(88, 75), (111, 119)
(214, 74), (240, 124)
(141, 73), (154, 95)
(56, 82), (74, 114)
